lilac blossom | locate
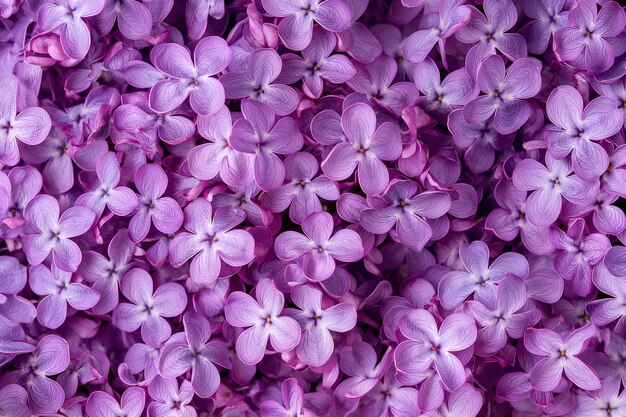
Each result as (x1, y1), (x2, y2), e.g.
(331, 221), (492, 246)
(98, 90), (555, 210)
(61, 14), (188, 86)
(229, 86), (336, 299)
(347, 55), (419, 115)
(128, 163), (183, 243)
(321, 102), (402, 196)
(260, 152), (339, 224)
(169, 198), (255, 286)
(285, 285), (356, 366)
(29, 263), (99, 329)
(220, 48), (300, 116)
(159, 312), (230, 398)
(224, 278), (301, 365)
(274, 211), (364, 281)
(512, 155), (599, 227)
(92, 0), (152, 40)
(394, 310), (477, 391)
(438, 240), (530, 309)
(112, 268), (187, 347)
(22, 194), (95, 272)
(149, 37), (231, 115)
(260, 0), (351, 51)
(278, 26), (356, 99)
(187, 106), (254, 188)
(359, 180), (451, 253)
(147, 376), (197, 417)
(544, 85), (623, 179)
(554, 0), (625, 74)
(524, 324), (601, 391)
(260, 378), (331, 417)
(462, 55), (542, 135)
(86, 387), (145, 417)
(80, 229), (135, 314)
(0, 77), (51, 166)
(520, 0), (570, 54)
(455, 0), (528, 78)
(12, 335), (70, 414)
(36, 0), (104, 59)
(230, 99), (303, 191)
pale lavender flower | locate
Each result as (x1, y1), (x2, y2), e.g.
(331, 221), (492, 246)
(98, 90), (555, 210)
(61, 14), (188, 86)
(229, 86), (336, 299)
(224, 278), (301, 365)
(86, 387), (145, 417)
(285, 285), (356, 367)
(359, 180), (451, 253)
(544, 85), (623, 179)
(36, 0), (104, 59)
(520, 0), (570, 54)
(112, 268), (187, 347)
(149, 36), (231, 115)
(13, 335), (70, 414)
(186, 0), (225, 40)
(463, 55), (541, 135)
(0, 77), (51, 166)
(512, 155), (599, 227)
(169, 198), (255, 286)
(260, 0), (351, 51)
(274, 211), (364, 281)
(230, 99), (303, 191)
(394, 310), (477, 391)
(220, 48), (300, 116)
(187, 106), (254, 188)
(159, 312), (230, 398)
(92, 0), (152, 40)
(438, 240), (530, 309)
(554, 0), (625, 74)
(455, 0), (528, 78)
(524, 324), (601, 391)
(75, 151), (138, 218)
(550, 219), (610, 297)
(129, 163), (183, 243)
(464, 276), (541, 356)
(347, 55), (418, 115)
(22, 194), (95, 272)
(321, 102), (402, 196)
(278, 26), (356, 99)
(80, 229), (136, 314)
(147, 376), (197, 417)
(29, 263), (99, 329)
(260, 152), (339, 225)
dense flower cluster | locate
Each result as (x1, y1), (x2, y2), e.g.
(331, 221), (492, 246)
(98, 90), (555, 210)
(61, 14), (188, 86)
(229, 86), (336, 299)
(1, 0), (626, 416)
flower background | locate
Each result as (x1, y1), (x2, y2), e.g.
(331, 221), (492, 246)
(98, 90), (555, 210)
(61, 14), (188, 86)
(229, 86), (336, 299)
(1, 0), (626, 416)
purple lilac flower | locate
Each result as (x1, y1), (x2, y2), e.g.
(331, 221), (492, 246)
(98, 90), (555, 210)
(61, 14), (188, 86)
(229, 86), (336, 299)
(279, 26), (356, 99)
(520, 0), (570, 54)
(455, 0), (528, 78)
(29, 263), (99, 329)
(86, 387), (145, 417)
(260, 152), (339, 224)
(36, 0), (104, 59)
(395, 310), (477, 391)
(159, 312), (230, 398)
(22, 194), (95, 272)
(524, 324), (601, 391)
(229, 99), (303, 191)
(285, 284), (356, 366)
(112, 268), (187, 347)
(260, 0), (351, 51)
(544, 85), (623, 179)
(220, 48), (300, 116)
(187, 106), (254, 187)
(147, 376), (197, 417)
(224, 278), (301, 365)
(149, 36), (231, 115)
(512, 154), (599, 227)
(321, 102), (402, 196)
(462, 55), (542, 135)
(438, 240), (530, 309)
(260, 378), (332, 417)
(554, 0), (626, 74)
(92, 0), (152, 40)
(169, 198), (255, 286)
(0, 77), (51, 166)
(186, 0), (225, 40)
(274, 211), (364, 281)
